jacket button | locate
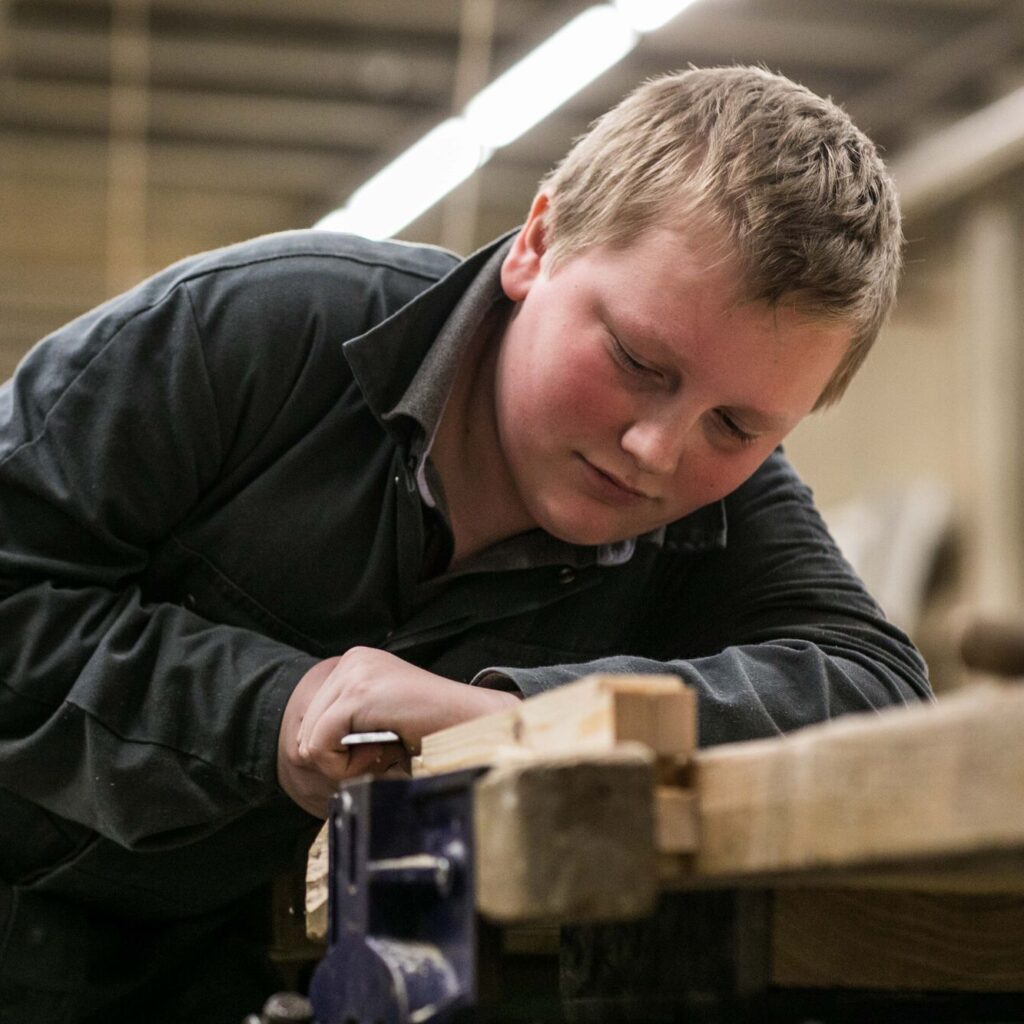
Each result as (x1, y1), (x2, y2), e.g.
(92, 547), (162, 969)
(184, 593), (197, 608)
(557, 567), (576, 584)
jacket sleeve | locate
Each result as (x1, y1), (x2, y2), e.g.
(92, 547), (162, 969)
(479, 450), (933, 746)
(0, 272), (320, 851)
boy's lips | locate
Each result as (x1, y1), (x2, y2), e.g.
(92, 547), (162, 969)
(576, 454), (654, 504)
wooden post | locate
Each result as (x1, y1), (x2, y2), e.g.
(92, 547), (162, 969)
(474, 746), (659, 923)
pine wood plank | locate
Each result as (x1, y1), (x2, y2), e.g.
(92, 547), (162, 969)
(474, 745), (659, 923)
(417, 673), (696, 775)
(695, 682), (1024, 878)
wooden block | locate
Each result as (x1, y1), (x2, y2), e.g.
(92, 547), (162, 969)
(694, 682), (1024, 878)
(772, 888), (1024, 991)
(474, 744), (659, 923)
(418, 674), (696, 777)
(417, 707), (520, 774)
(518, 674), (695, 757)
(655, 787), (699, 854)
(305, 821), (329, 941)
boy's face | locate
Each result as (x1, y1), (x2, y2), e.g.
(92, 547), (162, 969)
(493, 202), (853, 547)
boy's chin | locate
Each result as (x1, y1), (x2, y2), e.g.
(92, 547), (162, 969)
(541, 514), (644, 549)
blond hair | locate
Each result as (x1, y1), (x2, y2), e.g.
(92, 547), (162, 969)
(540, 66), (903, 408)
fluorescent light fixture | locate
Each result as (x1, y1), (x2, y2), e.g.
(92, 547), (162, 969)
(314, 0), (701, 238)
(464, 6), (637, 150)
(614, 0), (699, 32)
(314, 117), (485, 240)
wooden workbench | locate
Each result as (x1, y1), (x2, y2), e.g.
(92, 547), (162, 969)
(306, 675), (1024, 1019)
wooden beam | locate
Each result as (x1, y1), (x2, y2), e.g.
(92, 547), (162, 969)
(474, 746), (658, 923)
(694, 682), (1024, 879)
(6, 79), (418, 151)
(644, 5), (943, 72)
(411, 707), (521, 775)
(847, 5), (1024, 138)
(891, 83), (1024, 218)
(12, 24), (454, 102)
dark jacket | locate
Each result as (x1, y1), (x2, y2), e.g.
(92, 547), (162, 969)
(0, 229), (930, 921)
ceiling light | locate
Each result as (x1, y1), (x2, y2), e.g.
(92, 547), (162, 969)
(314, 118), (485, 240)
(463, 6), (637, 150)
(613, 0), (699, 33)
(314, 1), (704, 238)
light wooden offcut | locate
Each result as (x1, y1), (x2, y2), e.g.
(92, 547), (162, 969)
(417, 673), (696, 774)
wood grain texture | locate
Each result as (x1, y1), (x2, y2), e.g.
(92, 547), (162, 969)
(474, 745), (658, 923)
(773, 888), (1024, 991)
(417, 673), (695, 776)
(695, 682), (1024, 877)
(654, 787), (699, 855)
(305, 821), (329, 940)
(415, 707), (521, 775)
(518, 674), (695, 757)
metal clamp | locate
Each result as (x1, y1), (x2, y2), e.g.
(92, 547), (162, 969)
(308, 769), (486, 1024)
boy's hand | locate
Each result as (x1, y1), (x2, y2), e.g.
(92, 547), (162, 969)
(277, 647), (519, 817)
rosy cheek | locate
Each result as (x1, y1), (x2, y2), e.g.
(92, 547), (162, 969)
(564, 361), (617, 418)
(677, 454), (751, 510)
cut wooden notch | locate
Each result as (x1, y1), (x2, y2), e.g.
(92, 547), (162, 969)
(655, 786), (699, 854)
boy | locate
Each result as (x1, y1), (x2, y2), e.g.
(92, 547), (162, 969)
(0, 67), (930, 1021)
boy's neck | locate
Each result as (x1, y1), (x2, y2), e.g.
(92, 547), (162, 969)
(430, 311), (535, 569)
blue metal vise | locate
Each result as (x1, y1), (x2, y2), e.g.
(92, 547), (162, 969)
(308, 768), (487, 1024)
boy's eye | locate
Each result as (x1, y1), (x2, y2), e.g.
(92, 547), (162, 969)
(610, 335), (657, 377)
(716, 410), (757, 446)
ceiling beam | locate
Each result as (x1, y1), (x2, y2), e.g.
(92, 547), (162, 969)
(14, 0), (580, 39)
(847, 0), (1024, 138)
(11, 23), (456, 103)
(4, 79), (423, 150)
(891, 82), (1024, 216)
(644, 6), (949, 72)
(0, 132), (365, 195)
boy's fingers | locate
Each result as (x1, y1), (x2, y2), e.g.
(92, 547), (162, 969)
(305, 739), (403, 779)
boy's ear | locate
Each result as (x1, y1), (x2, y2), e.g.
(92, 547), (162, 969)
(501, 192), (549, 302)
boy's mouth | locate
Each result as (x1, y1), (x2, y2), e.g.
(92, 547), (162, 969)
(576, 454), (653, 504)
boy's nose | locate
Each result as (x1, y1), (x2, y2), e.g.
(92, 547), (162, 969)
(619, 418), (686, 477)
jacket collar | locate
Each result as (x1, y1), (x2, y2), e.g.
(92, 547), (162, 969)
(341, 230), (516, 441)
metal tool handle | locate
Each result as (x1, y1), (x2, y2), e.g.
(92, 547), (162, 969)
(339, 730), (402, 746)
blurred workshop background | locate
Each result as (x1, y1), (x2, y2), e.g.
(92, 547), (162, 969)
(4, 0), (1024, 690)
